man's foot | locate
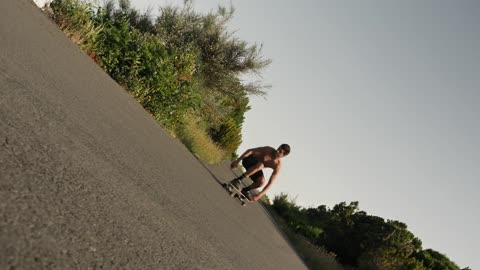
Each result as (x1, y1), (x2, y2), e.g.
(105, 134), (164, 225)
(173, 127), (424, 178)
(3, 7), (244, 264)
(241, 188), (250, 199)
(231, 179), (242, 189)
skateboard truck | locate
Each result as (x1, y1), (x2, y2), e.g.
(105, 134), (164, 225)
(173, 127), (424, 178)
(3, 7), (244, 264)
(223, 182), (250, 206)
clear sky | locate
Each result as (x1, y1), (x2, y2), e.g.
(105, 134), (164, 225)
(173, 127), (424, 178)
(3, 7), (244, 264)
(113, 0), (479, 268)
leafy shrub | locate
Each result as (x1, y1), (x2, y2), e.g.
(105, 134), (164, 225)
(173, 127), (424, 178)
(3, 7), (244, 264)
(50, 0), (99, 49)
(209, 118), (242, 158)
(47, 0), (271, 159)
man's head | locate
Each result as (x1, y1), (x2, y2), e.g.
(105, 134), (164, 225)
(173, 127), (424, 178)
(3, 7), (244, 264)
(277, 144), (291, 157)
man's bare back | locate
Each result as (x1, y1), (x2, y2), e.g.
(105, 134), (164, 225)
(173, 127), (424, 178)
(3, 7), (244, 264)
(249, 146), (282, 170)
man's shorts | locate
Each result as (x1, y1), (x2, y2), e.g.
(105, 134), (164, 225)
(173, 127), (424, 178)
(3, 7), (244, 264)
(242, 156), (264, 182)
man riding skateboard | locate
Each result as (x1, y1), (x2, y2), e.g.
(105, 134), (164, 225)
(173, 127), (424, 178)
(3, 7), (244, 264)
(230, 144), (291, 202)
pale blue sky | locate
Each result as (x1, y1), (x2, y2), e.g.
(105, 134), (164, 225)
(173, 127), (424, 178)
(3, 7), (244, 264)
(123, 0), (478, 268)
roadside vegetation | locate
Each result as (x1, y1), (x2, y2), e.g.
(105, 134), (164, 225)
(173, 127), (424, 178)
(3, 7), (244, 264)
(265, 194), (470, 270)
(46, 0), (269, 162)
(261, 198), (347, 270)
(43, 1), (470, 269)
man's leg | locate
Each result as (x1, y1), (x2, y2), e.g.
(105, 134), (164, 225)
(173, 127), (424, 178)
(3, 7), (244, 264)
(229, 173), (245, 188)
(230, 162), (263, 187)
(241, 175), (265, 199)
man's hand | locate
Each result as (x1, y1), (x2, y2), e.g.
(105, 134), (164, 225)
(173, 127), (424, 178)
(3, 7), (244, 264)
(250, 194), (262, 202)
(230, 160), (239, 169)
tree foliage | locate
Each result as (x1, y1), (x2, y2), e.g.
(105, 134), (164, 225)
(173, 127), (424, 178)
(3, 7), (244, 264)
(271, 195), (467, 270)
(48, 0), (271, 156)
(414, 249), (463, 270)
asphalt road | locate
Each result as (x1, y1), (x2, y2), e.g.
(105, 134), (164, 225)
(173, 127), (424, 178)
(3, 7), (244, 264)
(0, 0), (307, 269)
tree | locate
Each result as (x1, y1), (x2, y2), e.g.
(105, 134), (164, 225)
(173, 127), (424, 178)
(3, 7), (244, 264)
(414, 249), (462, 270)
(271, 197), (463, 270)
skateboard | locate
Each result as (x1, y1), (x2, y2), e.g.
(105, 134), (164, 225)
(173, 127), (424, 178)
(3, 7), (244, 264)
(222, 182), (250, 206)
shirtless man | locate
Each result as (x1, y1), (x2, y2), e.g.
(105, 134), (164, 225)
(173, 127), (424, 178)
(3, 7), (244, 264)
(230, 144), (291, 202)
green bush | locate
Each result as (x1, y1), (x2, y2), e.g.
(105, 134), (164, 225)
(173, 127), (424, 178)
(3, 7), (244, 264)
(47, 0), (271, 159)
(50, 0), (99, 50)
(209, 118), (242, 158)
(270, 195), (466, 270)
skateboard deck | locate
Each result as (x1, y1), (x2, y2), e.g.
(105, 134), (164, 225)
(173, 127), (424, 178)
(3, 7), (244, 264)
(222, 182), (250, 206)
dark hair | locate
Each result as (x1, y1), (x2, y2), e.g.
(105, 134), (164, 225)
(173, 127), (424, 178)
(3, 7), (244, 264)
(280, 144), (291, 155)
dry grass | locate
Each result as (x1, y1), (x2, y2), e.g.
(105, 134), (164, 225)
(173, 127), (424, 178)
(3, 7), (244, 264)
(175, 113), (227, 164)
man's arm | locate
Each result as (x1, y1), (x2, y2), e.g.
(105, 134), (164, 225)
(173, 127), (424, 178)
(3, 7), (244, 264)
(230, 148), (259, 169)
(251, 164), (282, 202)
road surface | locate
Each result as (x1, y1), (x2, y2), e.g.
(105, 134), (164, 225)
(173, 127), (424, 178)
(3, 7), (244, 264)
(0, 0), (307, 269)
